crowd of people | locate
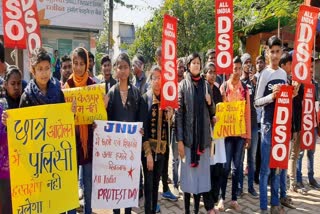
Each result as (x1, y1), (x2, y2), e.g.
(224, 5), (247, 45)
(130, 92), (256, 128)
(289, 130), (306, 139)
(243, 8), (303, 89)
(0, 34), (319, 214)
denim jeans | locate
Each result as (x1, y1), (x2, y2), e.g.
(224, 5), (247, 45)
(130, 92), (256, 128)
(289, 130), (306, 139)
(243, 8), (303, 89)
(259, 123), (280, 210)
(82, 163), (92, 214)
(297, 149), (315, 183)
(221, 137), (244, 201)
(239, 125), (259, 192)
(142, 153), (164, 214)
(171, 127), (180, 188)
(280, 169), (287, 199)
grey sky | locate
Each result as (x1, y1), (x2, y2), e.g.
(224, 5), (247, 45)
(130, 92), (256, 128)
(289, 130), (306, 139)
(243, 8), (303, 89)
(113, 0), (163, 27)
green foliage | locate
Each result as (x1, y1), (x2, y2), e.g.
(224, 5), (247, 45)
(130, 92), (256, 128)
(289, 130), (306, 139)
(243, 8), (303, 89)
(103, 0), (305, 65)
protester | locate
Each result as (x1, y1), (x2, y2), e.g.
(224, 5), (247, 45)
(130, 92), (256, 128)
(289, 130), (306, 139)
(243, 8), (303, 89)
(176, 52), (215, 214)
(88, 52), (101, 84)
(106, 53), (141, 214)
(101, 54), (116, 94)
(278, 52), (295, 209)
(60, 55), (72, 87)
(0, 66), (23, 214)
(171, 57), (186, 197)
(296, 58), (320, 190)
(218, 56), (251, 212)
(203, 62), (225, 213)
(132, 54), (148, 95)
(254, 35), (288, 214)
(254, 55), (266, 185)
(52, 49), (61, 80)
(140, 65), (174, 214)
(64, 47), (96, 214)
(239, 53), (259, 199)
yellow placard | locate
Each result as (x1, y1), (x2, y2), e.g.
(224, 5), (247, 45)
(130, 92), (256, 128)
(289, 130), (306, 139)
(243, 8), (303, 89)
(7, 103), (78, 214)
(63, 83), (107, 125)
(213, 101), (246, 138)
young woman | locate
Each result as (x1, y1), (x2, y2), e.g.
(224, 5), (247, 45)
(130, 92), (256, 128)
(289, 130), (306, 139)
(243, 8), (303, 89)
(0, 66), (23, 214)
(176, 53), (215, 214)
(106, 53), (141, 214)
(140, 65), (173, 214)
(64, 47), (95, 214)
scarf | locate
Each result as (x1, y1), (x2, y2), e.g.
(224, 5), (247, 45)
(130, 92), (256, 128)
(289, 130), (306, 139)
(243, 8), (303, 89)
(190, 75), (205, 167)
(66, 71), (90, 159)
(24, 78), (62, 105)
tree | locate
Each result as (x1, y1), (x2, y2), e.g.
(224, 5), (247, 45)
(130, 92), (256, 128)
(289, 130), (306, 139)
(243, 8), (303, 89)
(127, 0), (304, 65)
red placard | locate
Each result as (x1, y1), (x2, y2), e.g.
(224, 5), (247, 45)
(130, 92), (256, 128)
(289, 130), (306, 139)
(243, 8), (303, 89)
(160, 14), (178, 109)
(2, 0), (27, 49)
(300, 84), (316, 150)
(270, 85), (293, 169)
(215, 0), (233, 75)
(22, 0), (42, 56)
(292, 5), (320, 84)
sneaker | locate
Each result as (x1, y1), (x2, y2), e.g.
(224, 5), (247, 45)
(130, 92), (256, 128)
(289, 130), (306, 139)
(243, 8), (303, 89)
(270, 205), (285, 214)
(309, 178), (320, 189)
(230, 201), (241, 212)
(156, 204), (160, 213)
(260, 210), (268, 214)
(296, 182), (305, 189)
(78, 188), (84, 200)
(173, 187), (180, 197)
(162, 190), (178, 201)
(248, 188), (259, 198)
(280, 197), (295, 209)
(236, 189), (243, 198)
(217, 199), (225, 212)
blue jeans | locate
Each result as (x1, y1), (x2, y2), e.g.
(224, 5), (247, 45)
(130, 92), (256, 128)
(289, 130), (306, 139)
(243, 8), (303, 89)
(239, 125), (259, 191)
(280, 169), (287, 199)
(171, 127), (180, 188)
(297, 149), (315, 183)
(221, 137), (244, 201)
(82, 163), (92, 214)
(259, 123), (280, 210)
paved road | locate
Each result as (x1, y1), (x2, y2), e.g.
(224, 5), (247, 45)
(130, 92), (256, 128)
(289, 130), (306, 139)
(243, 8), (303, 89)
(87, 143), (320, 214)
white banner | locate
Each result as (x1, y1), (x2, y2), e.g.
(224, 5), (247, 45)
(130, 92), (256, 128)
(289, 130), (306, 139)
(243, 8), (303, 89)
(92, 120), (142, 209)
(36, 0), (104, 30)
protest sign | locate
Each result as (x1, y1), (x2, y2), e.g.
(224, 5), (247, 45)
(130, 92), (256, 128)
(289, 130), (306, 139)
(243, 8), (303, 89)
(215, 0), (233, 74)
(292, 5), (320, 84)
(7, 103), (78, 214)
(213, 101), (246, 138)
(300, 84), (316, 150)
(270, 85), (293, 169)
(63, 83), (107, 125)
(92, 120), (142, 209)
(160, 14), (178, 109)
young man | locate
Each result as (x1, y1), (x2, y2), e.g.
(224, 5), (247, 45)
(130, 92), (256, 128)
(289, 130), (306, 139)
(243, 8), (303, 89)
(278, 53), (296, 209)
(296, 58), (320, 190)
(254, 55), (266, 185)
(88, 52), (101, 84)
(132, 54), (148, 95)
(239, 53), (259, 198)
(254, 35), (287, 214)
(60, 55), (72, 86)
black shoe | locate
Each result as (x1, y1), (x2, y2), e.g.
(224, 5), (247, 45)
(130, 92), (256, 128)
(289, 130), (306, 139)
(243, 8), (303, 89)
(248, 188), (259, 198)
(280, 197), (295, 209)
(309, 178), (320, 189)
(237, 189), (243, 198)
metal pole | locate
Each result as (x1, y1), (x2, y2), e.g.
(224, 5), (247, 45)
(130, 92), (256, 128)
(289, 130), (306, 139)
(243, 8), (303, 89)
(108, 0), (113, 55)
